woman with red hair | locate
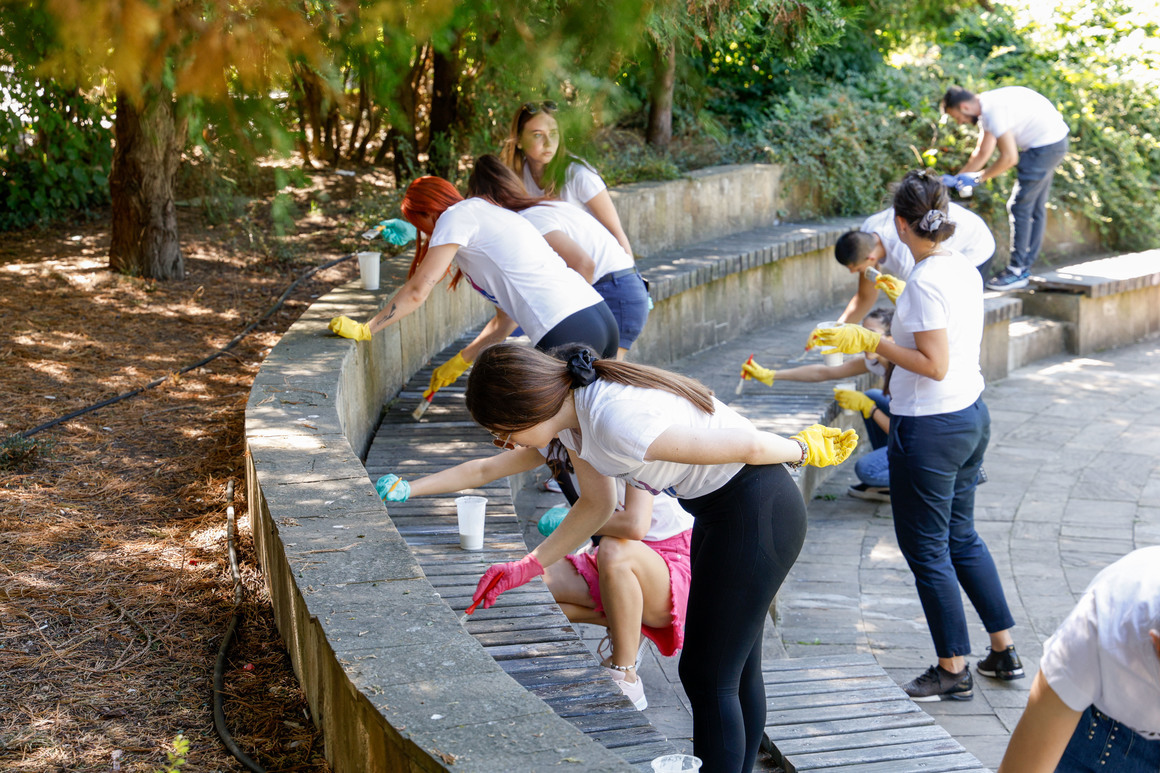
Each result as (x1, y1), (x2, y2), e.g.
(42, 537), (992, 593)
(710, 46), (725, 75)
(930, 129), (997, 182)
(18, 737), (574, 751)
(329, 175), (618, 397)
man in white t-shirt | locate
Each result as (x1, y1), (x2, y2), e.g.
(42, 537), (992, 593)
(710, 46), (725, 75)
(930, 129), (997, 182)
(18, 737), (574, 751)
(833, 203), (995, 324)
(997, 546), (1160, 772)
(941, 85), (1070, 291)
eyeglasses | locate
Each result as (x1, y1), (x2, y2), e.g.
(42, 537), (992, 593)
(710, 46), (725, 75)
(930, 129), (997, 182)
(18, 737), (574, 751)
(522, 100), (557, 116)
(491, 431), (516, 450)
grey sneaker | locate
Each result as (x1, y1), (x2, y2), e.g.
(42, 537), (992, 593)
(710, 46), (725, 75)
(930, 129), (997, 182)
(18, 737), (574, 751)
(976, 645), (1025, 680)
(985, 267), (1030, 291)
(903, 665), (974, 702)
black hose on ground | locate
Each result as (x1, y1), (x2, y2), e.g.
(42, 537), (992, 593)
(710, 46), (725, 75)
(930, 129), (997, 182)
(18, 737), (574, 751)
(18, 252), (356, 439)
(213, 480), (266, 773)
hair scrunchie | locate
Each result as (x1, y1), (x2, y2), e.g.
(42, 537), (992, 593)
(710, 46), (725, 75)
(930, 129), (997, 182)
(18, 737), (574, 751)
(565, 348), (598, 388)
(919, 209), (947, 232)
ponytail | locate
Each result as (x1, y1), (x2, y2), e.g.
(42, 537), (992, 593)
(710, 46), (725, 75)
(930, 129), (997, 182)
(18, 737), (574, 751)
(465, 343), (715, 433)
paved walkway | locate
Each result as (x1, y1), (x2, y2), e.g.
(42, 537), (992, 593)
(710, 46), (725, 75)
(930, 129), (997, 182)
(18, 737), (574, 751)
(519, 304), (1160, 771)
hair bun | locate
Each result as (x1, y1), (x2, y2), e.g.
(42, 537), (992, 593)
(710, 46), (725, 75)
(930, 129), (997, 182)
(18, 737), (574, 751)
(919, 209), (947, 231)
(565, 348), (598, 388)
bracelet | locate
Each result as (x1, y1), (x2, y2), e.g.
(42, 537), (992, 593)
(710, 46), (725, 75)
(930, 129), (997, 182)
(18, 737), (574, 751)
(787, 438), (808, 469)
(869, 407), (878, 420)
(607, 663), (635, 673)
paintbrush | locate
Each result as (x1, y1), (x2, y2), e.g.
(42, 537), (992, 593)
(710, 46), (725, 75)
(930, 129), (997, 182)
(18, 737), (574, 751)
(411, 389), (434, 420)
(736, 354), (754, 395)
(865, 265), (882, 281)
(460, 571), (503, 624)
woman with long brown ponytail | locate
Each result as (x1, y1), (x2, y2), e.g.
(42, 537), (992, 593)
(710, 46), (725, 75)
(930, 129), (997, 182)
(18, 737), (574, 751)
(463, 342), (858, 773)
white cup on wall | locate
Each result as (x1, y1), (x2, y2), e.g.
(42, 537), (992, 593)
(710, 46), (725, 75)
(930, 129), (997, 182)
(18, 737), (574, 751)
(455, 496), (486, 551)
(356, 251), (381, 291)
(814, 320), (844, 367)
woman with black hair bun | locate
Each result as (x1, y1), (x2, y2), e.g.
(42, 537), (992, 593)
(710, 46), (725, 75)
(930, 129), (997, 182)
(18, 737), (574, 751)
(808, 169), (1022, 702)
(461, 342), (857, 772)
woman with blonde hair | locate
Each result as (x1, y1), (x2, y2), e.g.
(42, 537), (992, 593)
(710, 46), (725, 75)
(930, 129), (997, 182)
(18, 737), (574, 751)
(501, 100), (633, 256)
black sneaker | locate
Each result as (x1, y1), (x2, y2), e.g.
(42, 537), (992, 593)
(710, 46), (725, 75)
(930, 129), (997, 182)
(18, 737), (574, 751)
(848, 483), (890, 503)
(902, 665), (974, 702)
(976, 645), (1025, 680)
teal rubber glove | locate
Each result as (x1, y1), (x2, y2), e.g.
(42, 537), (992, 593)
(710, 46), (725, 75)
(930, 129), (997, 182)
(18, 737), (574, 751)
(375, 474), (411, 502)
(537, 505), (570, 537)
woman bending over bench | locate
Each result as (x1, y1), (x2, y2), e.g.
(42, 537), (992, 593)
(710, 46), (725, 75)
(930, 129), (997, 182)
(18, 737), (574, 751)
(460, 342), (856, 773)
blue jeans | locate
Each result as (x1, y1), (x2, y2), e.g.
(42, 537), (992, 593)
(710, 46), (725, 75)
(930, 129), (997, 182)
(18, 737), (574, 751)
(888, 398), (1015, 657)
(594, 271), (650, 349)
(1008, 136), (1069, 272)
(1058, 706), (1160, 772)
(855, 389), (892, 488)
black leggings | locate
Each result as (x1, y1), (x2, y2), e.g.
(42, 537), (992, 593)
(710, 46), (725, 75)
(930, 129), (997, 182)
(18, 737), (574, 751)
(678, 464), (808, 773)
(534, 301), (619, 359)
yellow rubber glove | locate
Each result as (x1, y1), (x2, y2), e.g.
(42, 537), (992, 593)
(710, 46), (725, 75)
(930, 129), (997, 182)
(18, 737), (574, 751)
(806, 323), (882, 355)
(834, 388), (876, 419)
(741, 359), (776, 386)
(426, 350), (472, 398)
(875, 273), (906, 303)
(329, 316), (372, 341)
(791, 424), (859, 467)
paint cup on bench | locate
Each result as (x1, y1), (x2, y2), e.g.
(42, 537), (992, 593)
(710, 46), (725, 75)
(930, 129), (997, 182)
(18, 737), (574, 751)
(455, 496), (486, 551)
(356, 251), (381, 291)
(814, 320), (844, 367)
(836, 381), (857, 417)
(651, 754), (703, 773)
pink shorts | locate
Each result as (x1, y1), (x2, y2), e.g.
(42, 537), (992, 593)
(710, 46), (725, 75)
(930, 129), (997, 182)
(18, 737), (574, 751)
(564, 529), (692, 657)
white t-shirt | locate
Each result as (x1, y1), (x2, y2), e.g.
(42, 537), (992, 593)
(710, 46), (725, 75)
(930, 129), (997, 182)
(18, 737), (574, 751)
(1040, 546), (1160, 738)
(428, 198), (603, 345)
(522, 158), (607, 211)
(978, 86), (1069, 151)
(520, 202), (632, 280)
(558, 380), (754, 500)
(889, 250), (985, 416)
(861, 204), (995, 272)
(645, 492), (694, 541)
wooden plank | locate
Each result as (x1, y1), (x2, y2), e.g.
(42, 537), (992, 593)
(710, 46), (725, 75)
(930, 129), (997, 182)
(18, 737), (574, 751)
(792, 751), (989, 773)
(773, 724), (950, 755)
(763, 664), (893, 685)
(788, 738), (974, 770)
(764, 685), (914, 711)
(765, 710), (935, 741)
(765, 699), (925, 727)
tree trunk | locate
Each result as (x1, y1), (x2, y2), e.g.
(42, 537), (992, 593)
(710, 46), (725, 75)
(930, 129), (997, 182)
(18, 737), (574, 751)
(646, 39), (676, 149)
(428, 43), (460, 178)
(109, 90), (185, 280)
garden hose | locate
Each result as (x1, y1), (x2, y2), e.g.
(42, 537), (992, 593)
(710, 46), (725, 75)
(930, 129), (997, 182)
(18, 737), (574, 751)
(18, 252), (357, 439)
(213, 479), (266, 773)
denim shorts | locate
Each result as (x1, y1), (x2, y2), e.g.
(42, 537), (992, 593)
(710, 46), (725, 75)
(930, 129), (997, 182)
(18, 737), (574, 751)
(1058, 706), (1160, 772)
(594, 271), (650, 349)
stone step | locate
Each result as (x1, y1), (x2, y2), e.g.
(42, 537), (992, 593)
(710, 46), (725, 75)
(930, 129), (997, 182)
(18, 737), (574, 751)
(1007, 315), (1067, 372)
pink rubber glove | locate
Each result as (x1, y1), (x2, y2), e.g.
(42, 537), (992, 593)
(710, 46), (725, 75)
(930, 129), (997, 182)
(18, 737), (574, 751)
(472, 554), (545, 610)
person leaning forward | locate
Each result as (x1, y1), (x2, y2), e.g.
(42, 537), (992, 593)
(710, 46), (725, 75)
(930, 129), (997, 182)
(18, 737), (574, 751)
(941, 85), (1069, 292)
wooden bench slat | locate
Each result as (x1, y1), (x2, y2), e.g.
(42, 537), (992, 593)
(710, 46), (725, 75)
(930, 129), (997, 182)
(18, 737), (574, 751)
(773, 723), (950, 755)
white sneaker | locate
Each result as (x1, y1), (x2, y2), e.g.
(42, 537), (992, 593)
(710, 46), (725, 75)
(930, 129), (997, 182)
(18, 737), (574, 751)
(598, 634), (650, 670)
(606, 666), (648, 710)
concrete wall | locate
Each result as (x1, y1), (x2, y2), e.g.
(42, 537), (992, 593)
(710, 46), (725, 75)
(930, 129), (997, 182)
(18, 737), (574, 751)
(613, 164), (795, 259)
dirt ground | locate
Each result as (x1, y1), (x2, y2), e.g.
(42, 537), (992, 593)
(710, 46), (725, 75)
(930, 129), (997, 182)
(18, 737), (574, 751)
(0, 169), (405, 772)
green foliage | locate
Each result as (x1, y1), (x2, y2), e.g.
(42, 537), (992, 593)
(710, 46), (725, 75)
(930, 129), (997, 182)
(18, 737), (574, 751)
(156, 734), (189, 773)
(0, 434), (54, 473)
(752, 0), (1160, 253)
(0, 5), (113, 230)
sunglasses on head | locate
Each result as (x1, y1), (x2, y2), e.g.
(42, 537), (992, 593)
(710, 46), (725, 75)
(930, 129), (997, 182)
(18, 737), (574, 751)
(491, 431), (516, 450)
(522, 100), (558, 115)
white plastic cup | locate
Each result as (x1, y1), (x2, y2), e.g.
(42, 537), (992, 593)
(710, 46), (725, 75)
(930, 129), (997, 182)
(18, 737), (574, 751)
(651, 754), (703, 773)
(815, 320), (844, 367)
(836, 381), (857, 417)
(455, 496), (486, 551)
(357, 251), (381, 291)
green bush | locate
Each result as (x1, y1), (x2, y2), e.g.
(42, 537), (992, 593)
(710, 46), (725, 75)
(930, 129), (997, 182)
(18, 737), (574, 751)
(749, 4), (1160, 253)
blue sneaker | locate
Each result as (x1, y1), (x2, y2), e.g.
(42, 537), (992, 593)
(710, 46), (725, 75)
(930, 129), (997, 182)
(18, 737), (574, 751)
(985, 267), (1030, 291)
(537, 505), (569, 536)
